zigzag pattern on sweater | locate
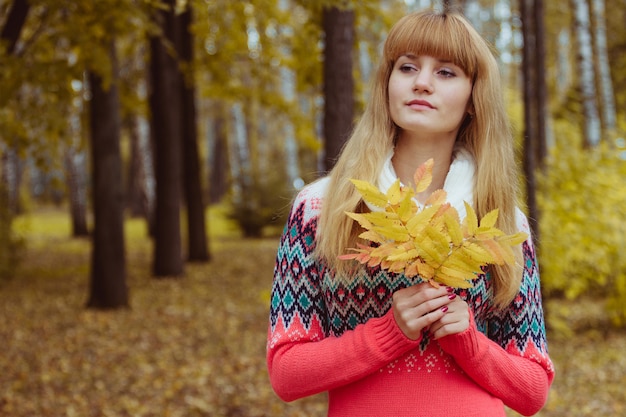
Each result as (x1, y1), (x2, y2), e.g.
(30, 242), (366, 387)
(269, 189), (551, 367)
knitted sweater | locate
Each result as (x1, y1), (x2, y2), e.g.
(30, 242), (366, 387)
(267, 178), (555, 417)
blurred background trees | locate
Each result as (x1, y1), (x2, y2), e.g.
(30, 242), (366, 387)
(1, 0), (625, 322)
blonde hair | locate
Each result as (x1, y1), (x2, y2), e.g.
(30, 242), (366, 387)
(315, 10), (523, 309)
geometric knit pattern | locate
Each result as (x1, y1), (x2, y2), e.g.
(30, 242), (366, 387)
(267, 178), (555, 416)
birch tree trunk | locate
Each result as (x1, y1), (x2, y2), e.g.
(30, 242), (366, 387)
(573, 0), (602, 148)
(65, 146), (89, 237)
(533, 0), (548, 166)
(591, 0), (616, 135)
(207, 107), (228, 205)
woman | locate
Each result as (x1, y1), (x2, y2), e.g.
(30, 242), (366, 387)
(267, 9), (554, 417)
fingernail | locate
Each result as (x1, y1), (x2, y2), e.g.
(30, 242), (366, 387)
(441, 306), (448, 313)
(446, 287), (454, 293)
(448, 293), (457, 300)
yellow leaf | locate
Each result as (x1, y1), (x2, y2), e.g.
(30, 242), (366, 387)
(461, 241), (492, 263)
(463, 202), (478, 235)
(386, 180), (403, 205)
(444, 210), (463, 246)
(497, 231), (529, 246)
(406, 205), (438, 237)
(416, 234), (445, 265)
(372, 225), (410, 242)
(358, 230), (386, 244)
(350, 179), (388, 208)
(480, 208), (500, 229)
(438, 265), (474, 280)
(345, 212), (373, 230)
(423, 224), (451, 254)
(478, 239), (507, 265)
(364, 211), (399, 225)
(434, 271), (473, 288)
(424, 189), (447, 206)
(415, 260), (436, 279)
(397, 192), (416, 222)
(387, 246), (420, 262)
(443, 250), (485, 274)
(413, 159), (434, 193)
(474, 227), (505, 240)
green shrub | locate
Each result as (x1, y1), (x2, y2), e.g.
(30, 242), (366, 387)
(227, 172), (294, 238)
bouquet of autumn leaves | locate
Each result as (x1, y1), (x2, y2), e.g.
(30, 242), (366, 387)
(338, 160), (528, 289)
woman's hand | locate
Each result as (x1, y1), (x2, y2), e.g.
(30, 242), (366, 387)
(391, 283), (458, 340)
(429, 295), (470, 340)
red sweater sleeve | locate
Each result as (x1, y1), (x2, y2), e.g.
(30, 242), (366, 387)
(268, 309), (419, 402)
(438, 312), (553, 416)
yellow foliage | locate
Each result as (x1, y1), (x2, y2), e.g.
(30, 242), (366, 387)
(537, 120), (626, 324)
(339, 160), (527, 288)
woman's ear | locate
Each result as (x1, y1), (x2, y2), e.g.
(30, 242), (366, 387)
(467, 103), (475, 117)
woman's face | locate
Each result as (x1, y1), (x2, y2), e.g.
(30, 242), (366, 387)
(388, 54), (473, 141)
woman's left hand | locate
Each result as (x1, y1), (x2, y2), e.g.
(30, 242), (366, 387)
(429, 295), (470, 340)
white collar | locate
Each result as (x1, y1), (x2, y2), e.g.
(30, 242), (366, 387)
(371, 146), (476, 220)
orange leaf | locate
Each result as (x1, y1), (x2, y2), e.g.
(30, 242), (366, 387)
(413, 159), (434, 193)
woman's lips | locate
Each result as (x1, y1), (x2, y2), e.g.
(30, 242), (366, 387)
(407, 99), (434, 109)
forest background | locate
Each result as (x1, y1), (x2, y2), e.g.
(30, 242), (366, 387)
(1, 0), (625, 416)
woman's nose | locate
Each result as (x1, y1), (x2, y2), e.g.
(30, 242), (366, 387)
(413, 70), (433, 93)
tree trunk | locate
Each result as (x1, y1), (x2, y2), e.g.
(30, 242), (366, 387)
(208, 110), (228, 205)
(179, 5), (209, 262)
(572, 0), (601, 148)
(149, 0), (184, 277)
(591, 0), (616, 135)
(0, 0), (30, 217)
(520, 0), (540, 240)
(0, 147), (24, 215)
(64, 146), (89, 237)
(126, 116), (149, 218)
(86, 41), (129, 309)
(322, 6), (355, 172)
(1, 0), (30, 55)
(533, 0), (548, 166)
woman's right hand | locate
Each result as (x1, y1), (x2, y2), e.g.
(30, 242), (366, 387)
(391, 283), (456, 340)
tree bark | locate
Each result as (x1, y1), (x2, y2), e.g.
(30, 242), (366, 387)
(572, 0), (602, 148)
(591, 0), (617, 135)
(179, 5), (209, 262)
(208, 110), (228, 205)
(64, 147), (89, 237)
(322, 6), (355, 172)
(126, 116), (149, 218)
(149, 0), (184, 277)
(533, 0), (548, 166)
(1, 0), (30, 55)
(86, 41), (129, 309)
(520, 0), (540, 241)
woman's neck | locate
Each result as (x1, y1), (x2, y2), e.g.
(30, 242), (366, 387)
(391, 135), (456, 203)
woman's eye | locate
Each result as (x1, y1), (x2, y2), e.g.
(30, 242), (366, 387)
(399, 64), (416, 72)
(438, 68), (456, 78)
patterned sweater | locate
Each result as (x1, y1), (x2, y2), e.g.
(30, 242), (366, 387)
(267, 178), (555, 417)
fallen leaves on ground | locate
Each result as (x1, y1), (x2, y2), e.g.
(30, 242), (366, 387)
(1, 225), (625, 416)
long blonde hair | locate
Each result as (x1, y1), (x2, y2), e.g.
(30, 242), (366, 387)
(315, 10), (523, 309)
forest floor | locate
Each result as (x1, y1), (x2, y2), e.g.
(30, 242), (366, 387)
(0, 208), (625, 416)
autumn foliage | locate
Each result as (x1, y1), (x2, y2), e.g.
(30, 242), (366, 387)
(339, 160), (527, 288)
